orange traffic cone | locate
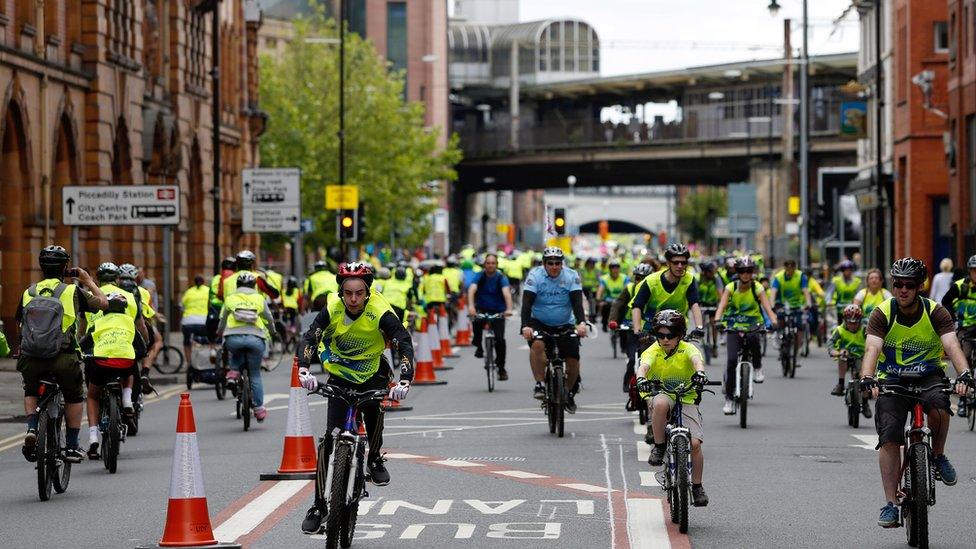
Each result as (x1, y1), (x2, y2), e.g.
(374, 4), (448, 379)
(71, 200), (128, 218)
(428, 308), (446, 369)
(439, 305), (459, 358)
(260, 359), (317, 481)
(412, 318), (446, 386)
(455, 298), (472, 346)
(138, 394), (240, 548)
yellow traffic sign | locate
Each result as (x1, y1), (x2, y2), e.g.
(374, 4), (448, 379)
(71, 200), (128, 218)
(788, 195), (800, 216)
(326, 185), (359, 209)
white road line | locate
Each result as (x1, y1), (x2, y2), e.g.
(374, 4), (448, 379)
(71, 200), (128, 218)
(637, 442), (650, 462)
(618, 440), (633, 548)
(850, 434), (879, 450)
(384, 453), (427, 459)
(492, 470), (549, 479)
(633, 419), (644, 435)
(599, 434), (616, 549)
(384, 415), (634, 438)
(638, 471), (660, 487)
(384, 425), (474, 429)
(212, 480), (310, 543)
(559, 482), (618, 493)
(626, 498), (671, 549)
(400, 402), (624, 418)
(430, 459), (485, 467)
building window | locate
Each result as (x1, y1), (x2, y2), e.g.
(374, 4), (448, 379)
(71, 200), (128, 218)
(935, 21), (949, 53)
(949, 12), (957, 66)
(387, 2), (407, 89)
(347, 0), (366, 37)
(107, 0), (137, 61)
(187, 9), (207, 92)
(969, 116), (976, 225)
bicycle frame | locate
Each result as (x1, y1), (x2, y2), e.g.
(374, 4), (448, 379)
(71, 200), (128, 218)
(314, 386), (388, 504)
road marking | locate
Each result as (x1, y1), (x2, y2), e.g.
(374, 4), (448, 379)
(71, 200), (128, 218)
(626, 498), (671, 548)
(260, 393), (290, 405)
(384, 415), (635, 438)
(557, 483), (618, 493)
(639, 471), (660, 487)
(385, 452), (427, 459)
(637, 442), (650, 462)
(493, 470), (549, 479)
(633, 419), (644, 434)
(430, 459), (485, 467)
(599, 434), (617, 549)
(850, 434), (879, 450)
(212, 480), (310, 542)
(385, 425), (474, 429)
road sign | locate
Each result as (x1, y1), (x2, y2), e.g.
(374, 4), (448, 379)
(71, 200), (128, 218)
(62, 185), (181, 226)
(325, 185), (359, 209)
(242, 168), (301, 233)
(301, 218), (315, 233)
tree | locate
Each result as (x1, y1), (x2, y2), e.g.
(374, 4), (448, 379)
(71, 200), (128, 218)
(676, 188), (726, 244)
(258, 5), (462, 252)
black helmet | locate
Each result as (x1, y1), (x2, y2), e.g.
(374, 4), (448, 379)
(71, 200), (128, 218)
(97, 262), (120, 283)
(39, 245), (70, 268)
(633, 263), (653, 278)
(838, 259), (855, 271)
(664, 242), (690, 261)
(287, 276), (298, 286)
(700, 261), (715, 272)
(890, 257), (926, 281)
(119, 263), (139, 280)
(313, 260), (328, 272)
(105, 292), (129, 314)
(652, 309), (687, 336)
(236, 250), (256, 270)
(395, 266), (407, 280)
(967, 255), (976, 269)
(236, 272), (257, 288)
(221, 257), (237, 270)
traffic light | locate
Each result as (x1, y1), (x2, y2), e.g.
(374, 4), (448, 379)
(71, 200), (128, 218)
(356, 201), (366, 241)
(553, 208), (567, 235)
(337, 209), (357, 241)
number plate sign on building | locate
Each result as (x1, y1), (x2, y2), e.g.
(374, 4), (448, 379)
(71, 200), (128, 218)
(62, 185), (181, 226)
(242, 168), (301, 233)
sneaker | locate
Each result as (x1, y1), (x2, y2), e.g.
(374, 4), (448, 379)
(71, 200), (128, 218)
(957, 400), (968, 418)
(830, 382), (845, 396)
(692, 485), (709, 507)
(254, 407), (267, 422)
(753, 369), (765, 383)
(935, 455), (957, 486)
(123, 406), (134, 418)
(301, 505), (326, 535)
(565, 392), (577, 414)
(878, 501), (899, 528)
(497, 368), (508, 381)
(474, 347), (484, 359)
(87, 442), (101, 460)
(648, 444), (666, 466)
(368, 458), (391, 486)
(723, 399), (734, 415)
(862, 401), (873, 419)
(533, 382), (545, 400)
(63, 446), (85, 464)
(22, 428), (37, 463)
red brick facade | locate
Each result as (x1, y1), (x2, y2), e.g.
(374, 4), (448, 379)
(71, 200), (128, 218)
(948, 0), (976, 262)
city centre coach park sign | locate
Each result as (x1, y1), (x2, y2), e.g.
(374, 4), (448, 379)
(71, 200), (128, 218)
(62, 185), (181, 225)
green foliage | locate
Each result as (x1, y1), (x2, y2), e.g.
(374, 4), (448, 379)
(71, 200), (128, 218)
(258, 5), (462, 252)
(676, 188), (727, 243)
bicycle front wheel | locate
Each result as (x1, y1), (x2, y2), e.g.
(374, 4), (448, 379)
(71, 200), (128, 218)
(672, 436), (690, 533)
(326, 444), (352, 549)
(241, 376), (252, 432)
(104, 398), (120, 474)
(555, 369), (566, 438)
(36, 409), (52, 501)
(154, 346), (185, 374)
(969, 396), (976, 431)
(906, 443), (930, 549)
(52, 404), (70, 493)
(739, 363), (749, 429)
(546, 369), (557, 434)
(485, 339), (495, 393)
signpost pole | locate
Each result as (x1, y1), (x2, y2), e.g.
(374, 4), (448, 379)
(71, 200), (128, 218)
(162, 226), (173, 330)
(70, 226), (79, 265)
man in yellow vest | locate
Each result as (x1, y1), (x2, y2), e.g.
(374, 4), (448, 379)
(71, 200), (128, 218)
(422, 263), (450, 313)
(181, 275), (212, 364)
(219, 250), (280, 302)
(120, 263), (160, 394)
(17, 245), (108, 463)
(381, 266), (414, 322)
(281, 276), (303, 323)
(305, 260), (339, 312)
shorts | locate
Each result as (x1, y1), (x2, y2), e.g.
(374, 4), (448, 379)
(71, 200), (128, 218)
(528, 319), (580, 360)
(650, 393), (704, 442)
(875, 377), (951, 448)
(85, 360), (137, 387)
(17, 353), (85, 404)
(182, 323), (209, 346)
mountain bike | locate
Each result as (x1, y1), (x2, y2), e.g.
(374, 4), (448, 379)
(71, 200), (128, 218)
(777, 305), (799, 378)
(839, 351), (864, 428)
(534, 325), (578, 438)
(648, 379), (721, 534)
(879, 380), (956, 549)
(722, 324), (764, 429)
(309, 385), (388, 549)
(34, 375), (70, 501)
(472, 313), (504, 392)
(98, 377), (128, 474)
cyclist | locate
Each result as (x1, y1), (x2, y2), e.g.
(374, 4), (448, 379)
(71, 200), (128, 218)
(580, 258), (601, 321)
(119, 264), (158, 395)
(805, 268), (826, 340)
(217, 273), (276, 423)
(295, 262), (415, 535)
(17, 246), (108, 463)
(596, 260), (628, 333)
(521, 247), (588, 412)
(180, 275), (211, 365)
(858, 257), (973, 528)
(281, 276), (302, 325)
(697, 261), (724, 359)
(853, 268), (892, 319)
(467, 253), (514, 381)
(940, 253), (976, 417)
(770, 259), (813, 361)
(502, 250), (525, 300)
(81, 292), (149, 458)
(381, 266), (414, 322)
(713, 256), (778, 414)
(207, 257), (236, 338)
(830, 260), (862, 325)
(305, 260), (338, 312)
(610, 263), (654, 391)
(630, 243), (705, 353)
(828, 305), (871, 417)
(421, 262), (450, 313)
(219, 250), (280, 302)
(635, 309), (710, 507)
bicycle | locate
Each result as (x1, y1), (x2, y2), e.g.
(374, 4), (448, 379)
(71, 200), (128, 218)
(624, 327), (652, 426)
(722, 324), (764, 429)
(960, 336), (976, 432)
(234, 365), (253, 432)
(777, 305), (800, 379)
(800, 308), (812, 357)
(34, 375), (71, 501)
(700, 306), (718, 365)
(472, 313), (504, 392)
(534, 326), (578, 438)
(98, 377), (128, 474)
(647, 378), (721, 534)
(153, 319), (185, 375)
(309, 384), (389, 549)
(838, 351), (864, 428)
(878, 380), (957, 549)
(609, 312), (619, 359)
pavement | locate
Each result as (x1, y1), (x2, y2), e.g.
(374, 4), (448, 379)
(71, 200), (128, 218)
(1, 322), (975, 548)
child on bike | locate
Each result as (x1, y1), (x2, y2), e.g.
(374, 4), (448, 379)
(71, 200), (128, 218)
(828, 304), (870, 418)
(635, 309), (710, 507)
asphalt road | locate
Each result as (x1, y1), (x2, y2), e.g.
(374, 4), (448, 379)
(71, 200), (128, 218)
(1, 322), (975, 548)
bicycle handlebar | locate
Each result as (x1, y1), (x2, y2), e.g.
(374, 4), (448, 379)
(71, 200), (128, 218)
(309, 385), (388, 407)
(470, 313), (506, 321)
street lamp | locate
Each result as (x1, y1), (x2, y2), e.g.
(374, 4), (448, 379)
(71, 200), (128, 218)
(567, 175), (577, 199)
(767, 0), (781, 17)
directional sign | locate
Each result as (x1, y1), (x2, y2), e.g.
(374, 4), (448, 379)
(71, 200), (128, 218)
(62, 185), (181, 226)
(325, 185), (359, 209)
(242, 168), (301, 233)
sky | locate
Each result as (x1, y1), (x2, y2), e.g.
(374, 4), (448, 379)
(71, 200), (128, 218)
(515, 0), (860, 76)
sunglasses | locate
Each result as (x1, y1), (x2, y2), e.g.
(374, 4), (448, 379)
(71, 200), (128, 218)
(545, 261), (563, 266)
(655, 331), (679, 340)
(670, 260), (688, 266)
(737, 268), (755, 274)
(892, 281), (918, 290)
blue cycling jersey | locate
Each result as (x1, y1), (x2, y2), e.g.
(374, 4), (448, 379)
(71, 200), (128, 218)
(523, 266), (582, 326)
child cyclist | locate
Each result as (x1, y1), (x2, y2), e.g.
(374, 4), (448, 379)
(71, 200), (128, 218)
(828, 304), (871, 418)
(635, 309), (710, 507)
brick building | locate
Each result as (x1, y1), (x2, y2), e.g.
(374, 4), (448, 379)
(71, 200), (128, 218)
(947, 0), (976, 262)
(891, 0), (951, 268)
(0, 1), (265, 327)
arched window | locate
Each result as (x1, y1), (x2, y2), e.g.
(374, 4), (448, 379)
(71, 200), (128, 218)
(16, 0), (35, 32)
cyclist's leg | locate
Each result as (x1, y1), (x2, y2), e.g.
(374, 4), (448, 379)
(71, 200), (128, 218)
(558, 332), (582, 391)
(747, 332), (763, 371)
(528, 321), (549, 383)
(682, 405), (705, 483)
(724, 332), (742, 401)
(182, 325), (194, 366)
(224, 335), (245, 381)
(875, 394), (910, 502)
(648, 393), (673, 446)
(361, 366), (393, 465)
(52, 353), (85, 450)
(472, 315), (485, 354)
(492, 316), (507, 370)
(921, 382), (952, 455)
(84, 361), (102, 449)
(246, 335), (266, 409)
(600, 302), (611, 331)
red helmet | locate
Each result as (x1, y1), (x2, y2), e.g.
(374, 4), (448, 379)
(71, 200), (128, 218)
(842, 304), (863, 323)
(336, 262), (374, 290)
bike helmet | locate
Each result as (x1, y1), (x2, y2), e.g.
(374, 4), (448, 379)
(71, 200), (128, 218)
(377, 267), (391, 280)
(889, 257), (926, 281)
(633, 263), (653, 278)
(221, 256), (237, 270)
(652, 309), (687, 336)
(446, 255), (459, 267)
(736, 256), (757, 272)
(236, 272), (257, 288)
(542, 247), (564, 260)
(394, 266), (407, 280)
(336, 262), (374, 290)
(105, 292), (129, 315)
(97, 262), (120, 283)
(313, 260), (328, 272)
(664, 242), (690, 261)
(236, 250), (256, 270)
(39, 245), (70, 267)
(967, 254), (976, 269)
(700, 261), (715, 272)
(287, 276), (298, 286)
(842, 304), (863, 323)
(837, 259), (855, 271)
(119, 263), (139, 280)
